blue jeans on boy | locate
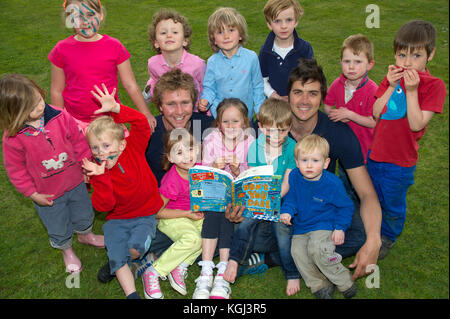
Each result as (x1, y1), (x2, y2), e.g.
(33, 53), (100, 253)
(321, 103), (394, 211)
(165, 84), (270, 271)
(230, 218), (299, 280)
(367, 154), (415, 242)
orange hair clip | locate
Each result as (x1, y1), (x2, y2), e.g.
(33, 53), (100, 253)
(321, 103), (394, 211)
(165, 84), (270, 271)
(62, 0), (102, 10)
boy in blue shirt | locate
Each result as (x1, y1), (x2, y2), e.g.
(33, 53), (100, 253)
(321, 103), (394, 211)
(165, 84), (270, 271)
(259, 0), (313, 101)
(280, 134), (356, 299)
(199, 7), (265, 119)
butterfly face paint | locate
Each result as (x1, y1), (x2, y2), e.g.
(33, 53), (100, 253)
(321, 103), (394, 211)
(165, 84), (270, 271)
(67, 2), (103, 41)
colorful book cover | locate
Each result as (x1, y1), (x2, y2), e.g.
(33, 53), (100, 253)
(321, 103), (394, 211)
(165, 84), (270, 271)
(189, 165), (281, 222)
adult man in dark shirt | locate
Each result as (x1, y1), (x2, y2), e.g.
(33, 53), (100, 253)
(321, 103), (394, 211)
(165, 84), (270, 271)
(145, 69), (214, 186)
(226, 59), (382, 283)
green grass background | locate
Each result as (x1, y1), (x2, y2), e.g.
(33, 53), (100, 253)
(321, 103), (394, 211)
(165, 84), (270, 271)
(0, 0), (448, 299)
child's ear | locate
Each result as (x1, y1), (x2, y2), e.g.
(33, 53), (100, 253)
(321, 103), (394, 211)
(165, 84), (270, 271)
(119, 139), (127, 152)
(323, 157), (331, 170)
(266, 21), (273, 31)
(166, 154), (174, 164)
(368, 60), (375, 71)
(427, 48), (436, 62)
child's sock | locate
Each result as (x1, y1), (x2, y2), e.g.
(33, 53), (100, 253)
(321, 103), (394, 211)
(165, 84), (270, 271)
(126, 291), (141, 299)
(199, 260), (215, 275)
(216, 261), (228, 276)
(179, 261), (190, 270)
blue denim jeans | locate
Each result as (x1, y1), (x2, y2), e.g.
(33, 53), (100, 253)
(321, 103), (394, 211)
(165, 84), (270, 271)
(367, 155), (415, 242)
(103, 215), (157, 274)
(272, 221), (300, 279)
(230, 218), (299, 280)
(229, 218), (264, 264)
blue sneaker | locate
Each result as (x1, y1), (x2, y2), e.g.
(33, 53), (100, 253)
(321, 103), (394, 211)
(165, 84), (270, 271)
(236, 253), (268, 278)
(131, 252), (155, 279)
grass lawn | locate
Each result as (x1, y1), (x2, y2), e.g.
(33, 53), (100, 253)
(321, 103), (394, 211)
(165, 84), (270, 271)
(0, 0), (448, 300)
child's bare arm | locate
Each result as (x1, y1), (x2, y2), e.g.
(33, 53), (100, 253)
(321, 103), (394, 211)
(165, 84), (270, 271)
(373, 65), (404, 119)
(404, 69), (435, 131)
(281, 168), (291, 198)
(329, 107), (376, 128)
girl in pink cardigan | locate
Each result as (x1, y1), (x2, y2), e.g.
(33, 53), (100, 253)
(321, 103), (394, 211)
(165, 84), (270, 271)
(193, 98), (254, 299)
(0, 74), (104, 274)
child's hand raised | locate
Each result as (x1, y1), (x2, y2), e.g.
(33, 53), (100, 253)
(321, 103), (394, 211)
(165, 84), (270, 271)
(91, 83), (120, 114)
(403, 68), (420, 92)
(82, 158), (106, 176)
(387, 65), (404, 87)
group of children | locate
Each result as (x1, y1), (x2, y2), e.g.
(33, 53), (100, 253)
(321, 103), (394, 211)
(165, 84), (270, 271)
(0, 0), (446, 300)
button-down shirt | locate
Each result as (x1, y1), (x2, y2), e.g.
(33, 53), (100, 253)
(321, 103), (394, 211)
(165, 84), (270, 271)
(201, 46), (266, 118)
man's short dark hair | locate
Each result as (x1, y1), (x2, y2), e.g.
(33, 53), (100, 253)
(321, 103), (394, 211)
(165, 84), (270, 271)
(287, 58), (327, 101)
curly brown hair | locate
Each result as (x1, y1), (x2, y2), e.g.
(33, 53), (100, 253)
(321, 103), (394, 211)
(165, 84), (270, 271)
(148, 8), (192, 53)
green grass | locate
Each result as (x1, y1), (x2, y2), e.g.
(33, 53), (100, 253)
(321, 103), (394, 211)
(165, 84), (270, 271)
(0, 0), (448, 299)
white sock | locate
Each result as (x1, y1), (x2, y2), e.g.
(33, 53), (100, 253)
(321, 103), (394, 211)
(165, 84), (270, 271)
(216, 261), (228, 276)
(199, 260), (215, 275)
(179, 262), (189, 269)
(148, 265), (161, 277)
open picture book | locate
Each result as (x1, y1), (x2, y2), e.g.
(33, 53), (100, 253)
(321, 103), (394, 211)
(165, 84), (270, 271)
(189, 165), (281, 222)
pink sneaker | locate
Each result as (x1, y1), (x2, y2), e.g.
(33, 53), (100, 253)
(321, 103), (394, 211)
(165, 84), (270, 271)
(142, 268), (163, 299)
(77, 232), (105, 248)
(168, 264), (188, 295)
(62, 248), (82, 273)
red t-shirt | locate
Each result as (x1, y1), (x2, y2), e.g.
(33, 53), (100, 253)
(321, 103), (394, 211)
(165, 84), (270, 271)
(89, 105), (163, 220)
(369, 69), (446, 167)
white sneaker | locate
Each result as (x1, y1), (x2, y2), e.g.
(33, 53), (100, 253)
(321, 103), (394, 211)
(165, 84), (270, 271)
(209, 274), (231, 299)
(192, 273), (213, 299)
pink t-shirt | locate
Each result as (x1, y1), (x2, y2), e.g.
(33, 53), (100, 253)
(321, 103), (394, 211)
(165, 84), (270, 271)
(324, 74), (378, 162)
(159, 164), (191, 211)
(201, 128), (255, 177)
(146, 49), (206, 111)
(48, 35), (130, 122)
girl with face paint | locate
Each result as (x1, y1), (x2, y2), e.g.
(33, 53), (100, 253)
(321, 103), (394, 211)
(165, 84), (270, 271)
(48, 1), (157, 135)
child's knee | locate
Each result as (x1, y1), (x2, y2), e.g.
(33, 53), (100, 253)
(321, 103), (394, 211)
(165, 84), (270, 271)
(129, 248), (141, 260)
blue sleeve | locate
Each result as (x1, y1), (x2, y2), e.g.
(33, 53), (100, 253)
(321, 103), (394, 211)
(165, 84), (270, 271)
(201, 56), (220, 117)
(330, 176), (354, 231)
(251, 54), (266, 114)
